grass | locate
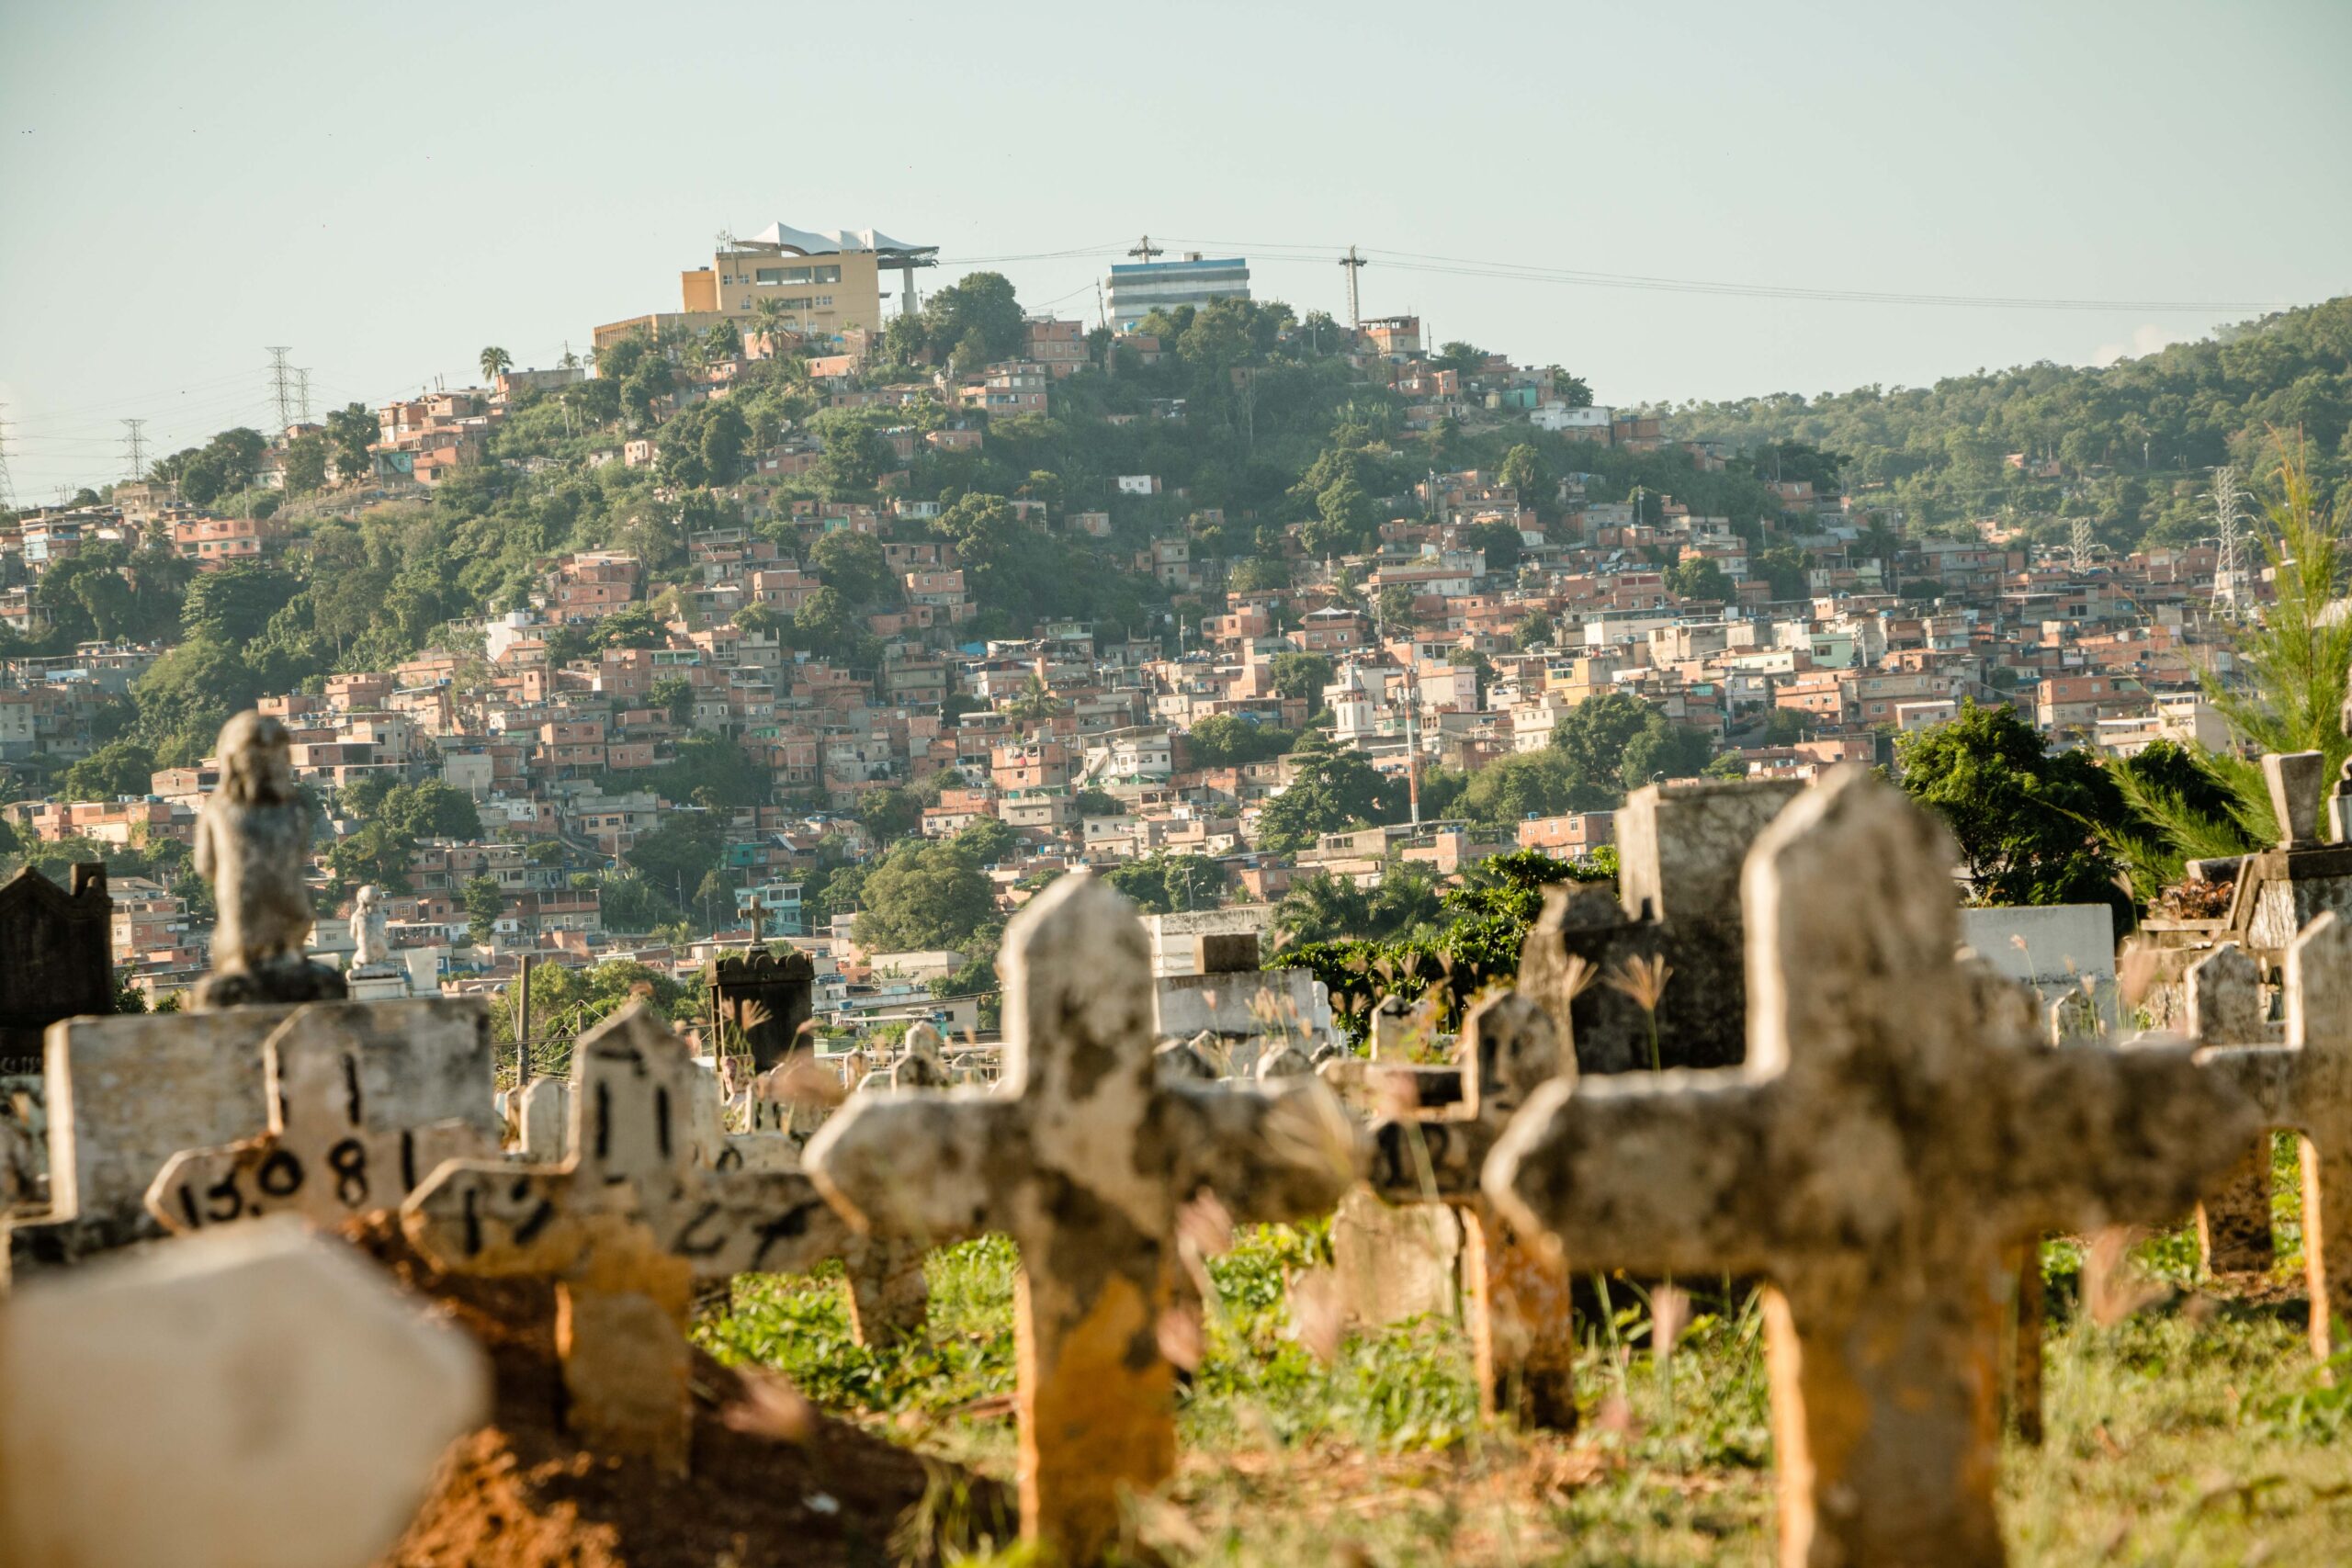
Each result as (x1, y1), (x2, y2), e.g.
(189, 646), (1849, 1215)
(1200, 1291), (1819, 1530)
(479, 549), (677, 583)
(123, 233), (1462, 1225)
(699, 1146), (2352, 1565)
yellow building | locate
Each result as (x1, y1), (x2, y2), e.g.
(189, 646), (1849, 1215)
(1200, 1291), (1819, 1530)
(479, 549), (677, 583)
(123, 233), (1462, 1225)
(594, 220), (935, 351)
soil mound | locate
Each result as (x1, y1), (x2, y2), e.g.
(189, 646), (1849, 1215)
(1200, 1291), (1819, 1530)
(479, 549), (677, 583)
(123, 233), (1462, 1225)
(345, 1214), (1011, 1567)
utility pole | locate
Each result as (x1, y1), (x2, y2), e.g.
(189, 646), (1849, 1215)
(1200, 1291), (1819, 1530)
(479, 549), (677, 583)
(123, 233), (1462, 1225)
(266, 346), (297, 435)
(1404, 662), (1421, 828)
(515, 952), (534, 1085)
(120, 418), (148, 481)
(2211, 465), (2245, 621)
(1126, 234), (1163, 265)
(1339, 244), (1366, 329)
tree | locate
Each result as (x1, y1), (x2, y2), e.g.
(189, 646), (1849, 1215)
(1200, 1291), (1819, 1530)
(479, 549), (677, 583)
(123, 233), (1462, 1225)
(1229, 556), (1292, 594)
(810, 528), (890, 605)
(1894, 700), (2124, 908)
(1184, 715), (1294, 769)
(854, 839), (996, 953)
(859, 785), (923, 847)
(1255, 748), (1397, 853)
(953, 816), (1022, 868)
(1269, 653), (1335, 705)
(60, 739), (155, 802)
(1550, 692), (1656, 800)
(1619, 719), (1714, 789)
(1498, 444), (1549, 507)
(1303, 475), (1374, 558)
(1668, 557), (1736, 604)
(181, 562), (297, 645)
(1104, 852), (1229, 916)
(479, 346), (514, 385)
(698, 400), (750, 486)
(282, 433), (329, 494)
(921, 272), (1026, 365)
(327, 821), (414, 895)
(462, 874), (504, 943)
(650, 674), (695, 728)
(326, 403), (377, 482)
(1375, 584), (1418, 630)
(622, 811), (728, 915)
(1464, 519), (1523, 573)
(378, 780), (484, 842)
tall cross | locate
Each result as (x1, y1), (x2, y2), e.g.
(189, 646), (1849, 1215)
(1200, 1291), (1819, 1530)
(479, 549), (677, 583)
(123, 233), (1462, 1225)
(1365, 990), (1577, 1428)
(1487, 771), (2259, 1568)
(147, 1005), (492, 1233)
(806, 874), (1362, 1564)
(403, 1003), (858, 1472)
(2193, 910), (2352, 1360)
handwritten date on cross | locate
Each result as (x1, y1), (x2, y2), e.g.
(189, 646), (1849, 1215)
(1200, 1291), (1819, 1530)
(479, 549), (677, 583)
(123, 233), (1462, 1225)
(1485, 771), (2261, 1568)
(806, 874), (1363, 1566)
(147, 1003), (491, 1234)
(402, 1003), (855, 1472)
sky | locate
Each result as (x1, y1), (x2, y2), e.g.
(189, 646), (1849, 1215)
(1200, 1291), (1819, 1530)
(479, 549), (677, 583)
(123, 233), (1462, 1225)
(3, 0), (2347, 500)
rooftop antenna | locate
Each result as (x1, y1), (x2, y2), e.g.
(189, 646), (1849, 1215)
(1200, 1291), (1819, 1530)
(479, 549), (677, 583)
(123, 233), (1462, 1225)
(1339, 244), (1366, 329)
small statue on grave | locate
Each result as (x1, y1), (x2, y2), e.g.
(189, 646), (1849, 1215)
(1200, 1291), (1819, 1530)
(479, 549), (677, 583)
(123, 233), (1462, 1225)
(350, 885), (391, 969)
(192, 712), (347, 1010)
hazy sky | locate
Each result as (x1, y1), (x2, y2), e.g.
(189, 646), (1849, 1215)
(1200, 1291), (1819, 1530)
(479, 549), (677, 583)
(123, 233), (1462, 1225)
(4, 0), (2346, 498)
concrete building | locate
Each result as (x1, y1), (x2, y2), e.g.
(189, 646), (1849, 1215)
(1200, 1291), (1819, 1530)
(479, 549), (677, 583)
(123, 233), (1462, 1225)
(1106, 254), (1250, 329)
(595, 220), (937, 348)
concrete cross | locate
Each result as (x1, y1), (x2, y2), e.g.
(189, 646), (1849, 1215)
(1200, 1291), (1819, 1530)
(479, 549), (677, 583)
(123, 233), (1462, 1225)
(806, 874), (1362, 1565)
(147, 1005), (493, 1234)
(1364, 990), (1577, 1428)
(402, 1002), (858, 1473)
(2193, 910), (2352, 1360)
(1487, 771), (2258, 1568)
(2183, 942), (2278, 1277)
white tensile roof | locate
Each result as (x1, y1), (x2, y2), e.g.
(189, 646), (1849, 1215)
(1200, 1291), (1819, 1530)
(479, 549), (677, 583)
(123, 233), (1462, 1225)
(743, 221), (934, 256)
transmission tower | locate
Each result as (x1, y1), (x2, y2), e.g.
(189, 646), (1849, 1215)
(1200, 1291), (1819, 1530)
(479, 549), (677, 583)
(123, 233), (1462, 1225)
(1339, 244), (1367, 328)
(2211, 465), (2245, 620)
(1125, 234), (1163, 265)
(2069, 516), (2094, 573)
(121, 418), (149, 480)
(266, 346), (297, 434)
(0, 404), (15, 510)
(297, 367), (312, 425)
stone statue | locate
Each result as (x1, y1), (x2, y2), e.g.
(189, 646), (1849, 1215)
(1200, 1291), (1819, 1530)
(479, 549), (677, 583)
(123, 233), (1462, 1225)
(192, 712), (346, 1009)
(350, 885), (391, 968)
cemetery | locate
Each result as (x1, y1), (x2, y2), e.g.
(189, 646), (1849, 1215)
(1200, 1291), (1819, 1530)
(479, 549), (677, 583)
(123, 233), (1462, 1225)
(5, 709), (2352, 1566)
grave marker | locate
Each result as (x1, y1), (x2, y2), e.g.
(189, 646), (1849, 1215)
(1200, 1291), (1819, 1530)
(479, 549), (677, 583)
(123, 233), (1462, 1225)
(1487, 771), (2259, 1568)
(145, 1003), (493, 1233)
(2184, 942), (2278, 1276)
(806, 874), (1362, 1563)
(0, 1218), (486, 1568)
(705, 948), (815, 1071)
(403, 1003), (860, 1472)
(1364, 991), (1577, 1428)
(2193, 910), (2352, 1359)
(0, 863), (113, 1075)
(190, 712), (345, 1009)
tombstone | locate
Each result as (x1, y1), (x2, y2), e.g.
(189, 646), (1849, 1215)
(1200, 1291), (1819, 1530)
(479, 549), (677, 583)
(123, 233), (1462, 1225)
(1154, 1036), (1216, 1084)
(1487, 769), (2259, 1568)
(1368, 995), (1411, 1062)
(704, 948), (815, 1071)
(2183, 943), (2278, 1276)
(0, 1217), (487, 1568)
(145, 1004), (494, 1233)
(191, 712), (346, 1009)
(806, 874), (1363, 1564)
(2266, 750), (2327, 850)
(31, 998), (496, 1258)
(0, 863), (113, 1075)
(2047, 987), (2101, 1044)
(1254, 1039), (1313, 1080)
(516, 1076), (572, 1160)
(1518, 777), (1803, 1074)
(1962, 903), (2119, 1035)
(1329, 1188), (1460, 1328)
(1364, 992), (1577, 1428)
(892, 1021), (951, 1089)
(2193, 910), (2352, 1361)
(402, 1003), (860, 1472)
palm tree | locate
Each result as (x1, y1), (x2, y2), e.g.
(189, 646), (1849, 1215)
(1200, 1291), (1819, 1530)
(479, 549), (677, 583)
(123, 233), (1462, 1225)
(479, 345), (514, 386)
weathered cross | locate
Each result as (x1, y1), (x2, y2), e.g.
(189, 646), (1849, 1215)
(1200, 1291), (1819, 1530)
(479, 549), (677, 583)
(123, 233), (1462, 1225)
(805, 874), (1363, 1565)
(1364, 989), (1577, 1429)
(402, 1002), (859, 1472)
(2192, 910), (2352, 1360)
(1487, 771), (2258, 1568)
(146, 1004), (492, 1234)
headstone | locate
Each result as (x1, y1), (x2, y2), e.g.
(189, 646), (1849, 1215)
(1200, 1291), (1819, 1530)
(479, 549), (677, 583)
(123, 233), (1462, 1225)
(1154, 1036), (1216, 1084)
(1487, 769), (2259, 1568)
(402, 1003), (859, 1472)
(145, 1003), (494, 1233)
(2183, 943), (2278, 1276)
(1254, 1039), (1313, 1080)
(191, 712), (346, 1009)
(1199, 931), (1261, 974)
(1518, 777), (1803, 1073)
(33, 998), (496, 1258)
(806, 874), (1362, 1563)
(2193, 910), (2352, 1360)
(892, 1021), (951, 1089)
(0, 863), (112, 1074)
(1364, 991), (1577, 1428)
(1368, 995), (1411, 1062)
(2266, 749), (2327, 850)
(1960, 903), (2119, 1033)
(1330, 1187), (1460, 1326)
(0, 1217), (487, 1568)
(704, 948), (815, 1071)
(517, 1076), (572, 1159)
